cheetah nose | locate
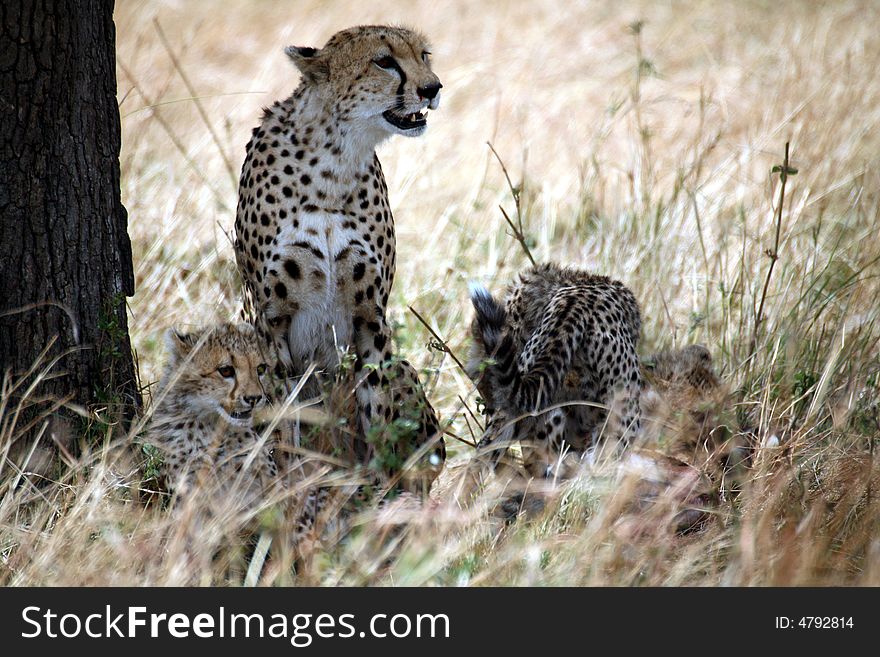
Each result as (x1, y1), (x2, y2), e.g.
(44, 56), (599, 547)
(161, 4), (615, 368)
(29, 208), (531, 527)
(417, 82), (442, 100)
(244, 395), (263, 408)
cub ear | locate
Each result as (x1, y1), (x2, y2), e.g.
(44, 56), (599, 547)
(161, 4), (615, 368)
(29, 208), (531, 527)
(284, 45), (330, 84)
(165, 328), (200, 362)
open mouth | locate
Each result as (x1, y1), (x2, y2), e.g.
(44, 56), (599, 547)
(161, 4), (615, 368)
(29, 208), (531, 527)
(382, 108), (428, 130)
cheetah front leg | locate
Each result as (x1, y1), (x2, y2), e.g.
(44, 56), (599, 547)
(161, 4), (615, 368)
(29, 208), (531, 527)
(350, 308), (395, 447)
(349, 310), (444, 494)
(349, 309), (408, 485)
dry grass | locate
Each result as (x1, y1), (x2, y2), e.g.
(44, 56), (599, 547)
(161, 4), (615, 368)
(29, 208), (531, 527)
(2, 0), (880, 585)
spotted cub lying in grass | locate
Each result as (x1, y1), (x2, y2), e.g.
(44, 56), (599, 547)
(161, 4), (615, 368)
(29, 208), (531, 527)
(138, 322), (435, 561)
(142, 322), (280, 506)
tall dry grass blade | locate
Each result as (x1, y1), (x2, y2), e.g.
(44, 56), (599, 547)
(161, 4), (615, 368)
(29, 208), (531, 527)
(153, 19), (239, 190)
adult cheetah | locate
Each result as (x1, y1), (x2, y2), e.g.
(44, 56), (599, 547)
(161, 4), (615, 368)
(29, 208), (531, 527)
(468, 263), (642, 476)
(233, 25), (445, 489)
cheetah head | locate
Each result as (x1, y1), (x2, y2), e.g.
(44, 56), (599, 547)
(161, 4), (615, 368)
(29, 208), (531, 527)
(285, 25), (442, 139)
(643, 344), (719, 392)
(163, 323), (275, 427)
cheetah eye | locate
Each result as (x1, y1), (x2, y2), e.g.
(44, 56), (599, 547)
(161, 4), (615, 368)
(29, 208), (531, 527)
(373, 55), (397, 70)
(421, 51), (431, 63)
(256, 363), (268, 376)
(217, 365), (235, 378)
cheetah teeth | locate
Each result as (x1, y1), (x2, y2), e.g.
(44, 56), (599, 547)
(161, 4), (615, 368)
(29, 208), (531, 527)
(382, 108), (428, 129)
(401, 110), (427, 123)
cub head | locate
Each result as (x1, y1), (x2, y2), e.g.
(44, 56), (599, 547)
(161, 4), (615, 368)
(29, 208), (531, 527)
(164, 323), (275, 426)
(640, 344), (749, 485)
(642, 344), (720, 392)
(286, 25), (442, 138)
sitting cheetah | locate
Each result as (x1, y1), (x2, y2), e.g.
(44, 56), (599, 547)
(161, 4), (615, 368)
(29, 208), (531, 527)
(468, 263), (642, 477)
(142, 322), (279, 505)
(233, 25), (445, 490)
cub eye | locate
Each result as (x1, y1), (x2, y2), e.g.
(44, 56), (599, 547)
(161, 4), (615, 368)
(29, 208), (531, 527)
(374, 55), (396, 69)
(217, 366), (235, 378)
(256, 363), (268, 376)
(421, 51), (431, 63)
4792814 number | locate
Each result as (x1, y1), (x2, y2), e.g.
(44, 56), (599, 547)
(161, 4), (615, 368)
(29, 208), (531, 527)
(799, 617), (853, 629)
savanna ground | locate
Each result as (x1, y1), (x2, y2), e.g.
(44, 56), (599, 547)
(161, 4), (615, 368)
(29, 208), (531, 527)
(3, 0), (880, 585)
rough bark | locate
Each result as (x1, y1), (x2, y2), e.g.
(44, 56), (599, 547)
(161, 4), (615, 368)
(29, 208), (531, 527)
(0, 0), (138, 452)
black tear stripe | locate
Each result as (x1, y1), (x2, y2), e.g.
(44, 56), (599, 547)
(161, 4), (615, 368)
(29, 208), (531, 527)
(387, 58), (407, 104)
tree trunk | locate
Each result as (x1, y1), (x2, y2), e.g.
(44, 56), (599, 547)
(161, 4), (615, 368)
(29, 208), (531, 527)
(0, 0), (137, 458)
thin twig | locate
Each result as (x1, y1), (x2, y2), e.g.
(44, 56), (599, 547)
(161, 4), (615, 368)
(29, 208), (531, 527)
(443, 428), (477, 449)
(458, 394), (484, 432)
(487, 141), (519, 209)
(750, 142), (795, 359)
(461, 413), (478, 444)
(487, 142), (536, 266)
(408, 305), (468, 375)
(499, 206), (536, 267)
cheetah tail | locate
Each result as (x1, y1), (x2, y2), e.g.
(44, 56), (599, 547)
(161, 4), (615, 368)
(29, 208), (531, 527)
(468, 283), (507, 354)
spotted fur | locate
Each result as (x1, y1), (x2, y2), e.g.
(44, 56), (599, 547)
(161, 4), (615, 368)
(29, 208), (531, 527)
(632, 344), (750, 533)
(143, 323), (279, 504)
(468, 263), (642, 475)
(643, 344), (719, 392)
(233, 25), (445, 491)
(640, 344), (749, 488)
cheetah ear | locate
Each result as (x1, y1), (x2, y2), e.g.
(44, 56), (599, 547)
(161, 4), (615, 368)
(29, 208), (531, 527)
(285, 45), (330, 84)
(165, 328), (199, 362)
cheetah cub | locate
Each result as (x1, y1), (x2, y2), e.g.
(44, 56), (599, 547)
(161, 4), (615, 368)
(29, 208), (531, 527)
(468, 263), (642, 477)
(640, 344), (749, 487)
(143, 323), (279, 506)
(612, 344), (749, 534)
